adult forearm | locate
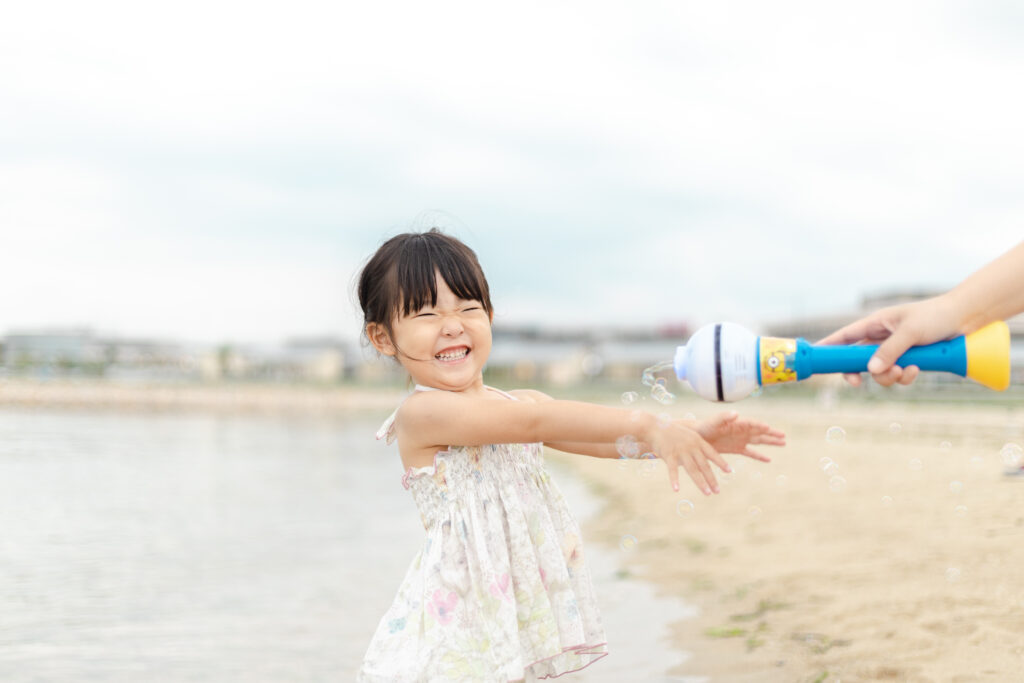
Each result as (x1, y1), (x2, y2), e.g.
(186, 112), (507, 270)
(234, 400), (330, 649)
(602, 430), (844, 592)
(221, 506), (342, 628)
(948, 241), (1024, 332)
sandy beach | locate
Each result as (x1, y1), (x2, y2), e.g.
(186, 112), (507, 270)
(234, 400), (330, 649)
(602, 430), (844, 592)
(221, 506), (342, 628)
(550, 391), (1024, 682)
(7, 377), (1024, 681)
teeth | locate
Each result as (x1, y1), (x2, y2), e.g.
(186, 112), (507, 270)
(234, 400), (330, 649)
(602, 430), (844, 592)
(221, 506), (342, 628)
(436, 348), (468, 361)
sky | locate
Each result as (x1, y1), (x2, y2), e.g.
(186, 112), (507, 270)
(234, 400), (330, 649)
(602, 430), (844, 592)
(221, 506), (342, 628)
(2, 1), (1022, 347)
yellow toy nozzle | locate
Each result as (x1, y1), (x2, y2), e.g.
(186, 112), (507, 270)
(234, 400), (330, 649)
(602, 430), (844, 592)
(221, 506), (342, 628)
(965, 320), (1011, 391)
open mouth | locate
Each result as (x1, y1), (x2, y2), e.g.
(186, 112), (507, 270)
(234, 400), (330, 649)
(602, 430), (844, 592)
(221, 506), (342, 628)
(435, 346), (470, 363)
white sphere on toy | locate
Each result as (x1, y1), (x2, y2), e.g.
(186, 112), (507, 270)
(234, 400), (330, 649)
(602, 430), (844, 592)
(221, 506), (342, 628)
(674, 322), (760, 402)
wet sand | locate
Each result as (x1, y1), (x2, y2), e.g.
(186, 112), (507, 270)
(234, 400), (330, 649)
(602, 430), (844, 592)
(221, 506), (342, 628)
(549, 392), (1024, 682)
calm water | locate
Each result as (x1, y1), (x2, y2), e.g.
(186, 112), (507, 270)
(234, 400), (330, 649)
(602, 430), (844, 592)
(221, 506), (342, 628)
(0, 407), (699, 682)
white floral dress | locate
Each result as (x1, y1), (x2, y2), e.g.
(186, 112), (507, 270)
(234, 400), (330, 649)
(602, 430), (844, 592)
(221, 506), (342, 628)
(357, 385), (608, 682)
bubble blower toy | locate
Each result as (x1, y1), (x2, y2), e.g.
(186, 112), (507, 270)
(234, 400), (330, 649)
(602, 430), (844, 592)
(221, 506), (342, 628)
(673, 321), (1011, 402)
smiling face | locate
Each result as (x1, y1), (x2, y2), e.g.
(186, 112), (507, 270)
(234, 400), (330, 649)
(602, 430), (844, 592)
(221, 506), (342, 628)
(368, 273), (493, 394)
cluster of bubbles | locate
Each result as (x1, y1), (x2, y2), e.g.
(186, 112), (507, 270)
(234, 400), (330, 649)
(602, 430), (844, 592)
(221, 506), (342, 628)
(615, 435), (641, 459)
(642, 361), (677, 405)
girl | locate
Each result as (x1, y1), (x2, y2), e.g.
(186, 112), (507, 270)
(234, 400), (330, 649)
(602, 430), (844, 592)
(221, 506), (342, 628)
(355, 229), (785, 682)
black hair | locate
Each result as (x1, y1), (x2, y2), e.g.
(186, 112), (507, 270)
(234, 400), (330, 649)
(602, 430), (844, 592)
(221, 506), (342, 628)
(357, 228), (493, 354)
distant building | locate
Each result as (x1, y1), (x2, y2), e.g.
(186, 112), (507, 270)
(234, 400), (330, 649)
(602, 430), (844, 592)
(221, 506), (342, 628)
(1, 329), (354, 384)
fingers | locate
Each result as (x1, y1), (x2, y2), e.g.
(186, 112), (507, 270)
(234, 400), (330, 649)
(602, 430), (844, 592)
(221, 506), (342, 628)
(869, 364), (904, 387)
(897, 365), (920, 386)
(868, 325), (919, 375)
(843, 372), (862, 387)
(817, 318), (874, 346)
(705, 446), (733, 474)
(750, 432), (786, 446)
(742, 446), (771, 462)
(678, 454), (714, 496)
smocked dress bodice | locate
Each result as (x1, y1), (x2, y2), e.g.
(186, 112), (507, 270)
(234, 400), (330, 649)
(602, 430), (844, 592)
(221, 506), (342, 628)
(357, 385), (607, 682)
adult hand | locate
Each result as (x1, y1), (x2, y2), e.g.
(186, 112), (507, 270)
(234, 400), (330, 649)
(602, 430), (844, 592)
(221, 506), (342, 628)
(817, 295), (962, 387)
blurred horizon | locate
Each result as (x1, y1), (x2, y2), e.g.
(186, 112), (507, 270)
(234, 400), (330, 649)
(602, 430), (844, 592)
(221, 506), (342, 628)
(2, 1), (1022, 347)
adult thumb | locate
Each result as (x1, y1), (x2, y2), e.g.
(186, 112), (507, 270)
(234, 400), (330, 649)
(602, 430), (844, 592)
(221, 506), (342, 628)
(868, 327), (917, 374)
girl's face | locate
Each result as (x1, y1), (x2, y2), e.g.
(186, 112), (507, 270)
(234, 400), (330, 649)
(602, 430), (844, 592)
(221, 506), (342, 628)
(369, 273), (493, 393)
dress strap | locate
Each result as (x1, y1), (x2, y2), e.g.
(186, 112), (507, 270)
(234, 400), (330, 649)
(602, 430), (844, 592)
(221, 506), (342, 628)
(376, 385), (436, 444)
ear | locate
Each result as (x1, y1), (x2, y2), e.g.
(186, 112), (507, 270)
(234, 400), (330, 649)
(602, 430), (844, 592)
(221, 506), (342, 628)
(366, 323), (396, 356)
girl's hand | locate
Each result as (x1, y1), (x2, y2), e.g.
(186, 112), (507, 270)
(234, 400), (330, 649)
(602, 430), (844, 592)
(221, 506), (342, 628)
(693, 411), (786, 463)
(643, 421), (730, 496)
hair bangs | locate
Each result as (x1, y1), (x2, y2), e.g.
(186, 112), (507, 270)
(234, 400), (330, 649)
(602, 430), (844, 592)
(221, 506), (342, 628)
(392, 234), (491, 318)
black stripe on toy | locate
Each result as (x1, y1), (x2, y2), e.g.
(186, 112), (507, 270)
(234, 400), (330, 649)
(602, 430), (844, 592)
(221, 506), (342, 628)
(714, 323), (724, 402)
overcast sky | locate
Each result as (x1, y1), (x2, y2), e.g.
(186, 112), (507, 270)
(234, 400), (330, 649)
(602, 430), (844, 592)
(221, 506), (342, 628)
(2, 1), (1022, 346)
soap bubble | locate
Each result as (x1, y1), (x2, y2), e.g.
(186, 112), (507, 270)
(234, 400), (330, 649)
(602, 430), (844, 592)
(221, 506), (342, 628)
(908, 458), (923, 471)
(621, 391), (639, 405)
(828, 475), (847, 492)
(657, 413), (672, 428)
(747, 505), (763, 518)
(640, 460), (657, 477)
(889, 422), (902, 434)
(881, 495), (893, 507)
(823, 462), (840, 476)
(617, 458), (629, 470)
(683, 412), (696, 421)
(954, 504), (968, 518)
(949, 481), (963, 495)
(939, 441), (952, 451)
(751, 386), (764, 397)
(825, 426), (846, 443)
(641, 361), (674, 387)
(651, 384), (677, 405)
(1000, 443), (1023, 467)
(775, 475), (788, 487)
(619, 535), (638, 552)
(970, 455), (985, 468)
(676, 499), (695, 517)
(819, 456), (834, 468)
(615, 435), (640, 459)
(945, 567), (961, 583)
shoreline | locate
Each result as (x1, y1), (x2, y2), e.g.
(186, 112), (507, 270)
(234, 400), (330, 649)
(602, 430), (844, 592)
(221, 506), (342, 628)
(0, 378), (405, 416)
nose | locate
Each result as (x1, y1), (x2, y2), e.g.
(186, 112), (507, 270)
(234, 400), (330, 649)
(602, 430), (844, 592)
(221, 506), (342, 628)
(441, 315), (464, 337)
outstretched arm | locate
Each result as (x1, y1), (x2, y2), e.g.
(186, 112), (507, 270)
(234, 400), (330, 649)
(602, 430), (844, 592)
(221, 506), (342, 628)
(397, 388), (725, 494)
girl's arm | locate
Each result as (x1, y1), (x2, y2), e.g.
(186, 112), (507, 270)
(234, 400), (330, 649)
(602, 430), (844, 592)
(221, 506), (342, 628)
(397, 388), (727, 493)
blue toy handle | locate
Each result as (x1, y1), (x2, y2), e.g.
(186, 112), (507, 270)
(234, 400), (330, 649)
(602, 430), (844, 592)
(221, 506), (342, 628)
(797, 337), (968, 380)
